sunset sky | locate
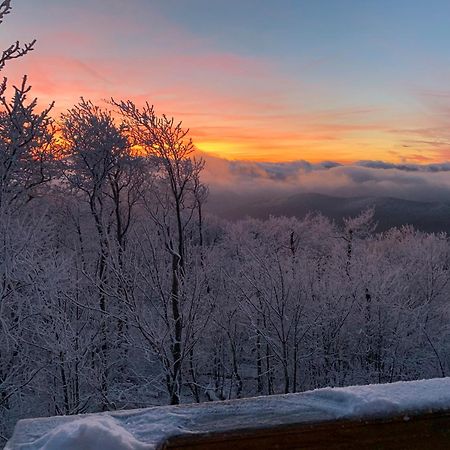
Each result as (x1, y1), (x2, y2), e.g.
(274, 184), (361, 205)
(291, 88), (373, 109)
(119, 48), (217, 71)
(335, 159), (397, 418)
(2, 0), (450, 163)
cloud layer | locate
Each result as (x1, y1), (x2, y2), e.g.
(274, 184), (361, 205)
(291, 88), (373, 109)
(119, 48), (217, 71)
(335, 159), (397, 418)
(201, 155), (450, 202)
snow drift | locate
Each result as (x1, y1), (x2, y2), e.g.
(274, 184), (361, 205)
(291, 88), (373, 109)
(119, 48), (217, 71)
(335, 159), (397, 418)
(7, 377), (450, 450)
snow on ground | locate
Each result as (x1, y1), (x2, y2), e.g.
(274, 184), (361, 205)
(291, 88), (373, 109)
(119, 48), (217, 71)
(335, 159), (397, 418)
(19, 416), (150, 450)
(6, 377), (450, 449)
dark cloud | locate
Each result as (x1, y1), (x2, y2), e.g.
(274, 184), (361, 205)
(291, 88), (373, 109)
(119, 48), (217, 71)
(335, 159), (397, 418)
(356, 160), (450, 172)
(228, 160), (342, 181)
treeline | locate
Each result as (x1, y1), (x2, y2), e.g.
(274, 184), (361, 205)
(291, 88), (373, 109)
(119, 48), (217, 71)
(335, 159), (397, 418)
(0, 80), (449, 441)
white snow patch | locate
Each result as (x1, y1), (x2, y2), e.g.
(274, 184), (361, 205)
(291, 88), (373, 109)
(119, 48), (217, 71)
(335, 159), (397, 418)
(20, 416), (150, 450)
(309, 378), (450, 418)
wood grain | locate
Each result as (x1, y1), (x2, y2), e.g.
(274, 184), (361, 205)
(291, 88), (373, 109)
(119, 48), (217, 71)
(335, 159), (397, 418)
(162, 412), (450, 449)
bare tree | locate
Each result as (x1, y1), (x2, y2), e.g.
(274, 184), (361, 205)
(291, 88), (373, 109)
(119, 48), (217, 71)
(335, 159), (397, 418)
(113, 100), (209, 404)
(0, 0), (36, 95)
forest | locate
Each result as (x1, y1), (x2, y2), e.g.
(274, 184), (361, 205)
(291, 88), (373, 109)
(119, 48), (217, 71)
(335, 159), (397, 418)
(0, 77), (449, 440)
(1, 0), (449, 444)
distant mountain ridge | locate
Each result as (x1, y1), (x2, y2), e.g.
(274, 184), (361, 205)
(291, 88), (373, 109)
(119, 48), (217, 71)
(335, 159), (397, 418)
(206, 191), (450, 233)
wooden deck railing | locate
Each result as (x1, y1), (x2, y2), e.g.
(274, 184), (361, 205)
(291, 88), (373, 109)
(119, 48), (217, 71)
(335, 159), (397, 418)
(7, 378), (450, 449)
(163, 411), (450, 449)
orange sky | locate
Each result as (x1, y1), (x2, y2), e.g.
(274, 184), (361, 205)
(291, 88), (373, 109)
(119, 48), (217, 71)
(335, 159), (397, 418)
(4, 52), (446, 165)
(2, 1), (450, 165)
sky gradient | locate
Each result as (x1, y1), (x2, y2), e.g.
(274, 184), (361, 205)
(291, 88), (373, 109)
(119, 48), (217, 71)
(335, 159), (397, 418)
(2, 0), (450, 163)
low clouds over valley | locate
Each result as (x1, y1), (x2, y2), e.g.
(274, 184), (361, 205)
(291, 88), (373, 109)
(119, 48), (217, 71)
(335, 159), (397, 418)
(201, 154), (450, 232)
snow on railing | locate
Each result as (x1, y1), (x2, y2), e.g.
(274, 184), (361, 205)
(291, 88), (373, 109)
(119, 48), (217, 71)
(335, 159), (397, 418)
(6, 377), (450, 449)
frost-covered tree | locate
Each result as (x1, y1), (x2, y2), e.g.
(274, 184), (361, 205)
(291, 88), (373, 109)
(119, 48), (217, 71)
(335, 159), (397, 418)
(0, 77), (55, 211)
(60, 99), (143, 410)
(113, 100), (210, 405)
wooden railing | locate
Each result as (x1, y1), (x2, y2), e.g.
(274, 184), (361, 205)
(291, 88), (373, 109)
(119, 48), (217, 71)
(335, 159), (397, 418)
(7, 378), (450, 449)
(163, 411), (450, 449)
